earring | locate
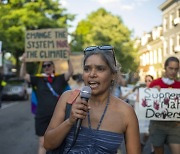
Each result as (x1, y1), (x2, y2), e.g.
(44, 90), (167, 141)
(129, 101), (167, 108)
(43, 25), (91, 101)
(111, 80), (114, 86)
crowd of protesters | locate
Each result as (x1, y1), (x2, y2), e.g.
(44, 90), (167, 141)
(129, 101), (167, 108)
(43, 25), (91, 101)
(0, 44), (179, 154)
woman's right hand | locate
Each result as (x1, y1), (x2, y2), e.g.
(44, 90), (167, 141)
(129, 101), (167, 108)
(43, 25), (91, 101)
(68, 96), (90, 125)
(20, 53), (26, 63)
(153, 85), (161, 91)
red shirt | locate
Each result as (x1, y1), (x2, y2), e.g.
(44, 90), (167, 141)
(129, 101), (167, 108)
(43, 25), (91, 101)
(149, 78), (180, 88)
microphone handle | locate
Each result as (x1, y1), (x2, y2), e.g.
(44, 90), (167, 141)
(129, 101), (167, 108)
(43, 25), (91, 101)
(74, 97), (89, 141)
(74, 119), (82, 141)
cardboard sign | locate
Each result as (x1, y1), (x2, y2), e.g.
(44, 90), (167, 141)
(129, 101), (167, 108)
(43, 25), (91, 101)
(25, 28), (69, 62)
(138, 88), (180, 121)
(134, 102), (150, 133)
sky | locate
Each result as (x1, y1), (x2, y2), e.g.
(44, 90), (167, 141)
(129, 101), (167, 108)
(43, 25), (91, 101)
(61, 0), (166, 38)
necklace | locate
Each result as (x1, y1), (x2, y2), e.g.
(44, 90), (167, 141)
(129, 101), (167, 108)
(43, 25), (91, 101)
(87, 94), (110, 130)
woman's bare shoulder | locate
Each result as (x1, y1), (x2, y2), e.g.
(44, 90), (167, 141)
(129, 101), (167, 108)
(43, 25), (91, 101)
(61, 90), (73, 98)
(52, 90), (76, 118)
(110, 96), (136, 132)
(113, 95), (132, 107)
(56, 90), (74, 106)
(59, 89), (80, 105)
(112, 95), (135, 115)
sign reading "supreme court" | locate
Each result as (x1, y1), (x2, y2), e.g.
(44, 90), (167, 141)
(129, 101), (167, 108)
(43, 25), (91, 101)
(25, 28), (69, 62)
(138, 88), (180, 121)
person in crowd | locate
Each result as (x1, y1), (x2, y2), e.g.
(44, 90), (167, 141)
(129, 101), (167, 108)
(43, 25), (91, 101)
(71, 73), (84, 90)
(112, 72), (126, 99)
(138, 75), (154, 154)
(148, 56), (180, 154)
(44, 45), (141, 154)
(20, 53), (73, 154)
(145, 75), (154, 87)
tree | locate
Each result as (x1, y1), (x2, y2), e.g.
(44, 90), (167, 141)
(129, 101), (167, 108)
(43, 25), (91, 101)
(0, 0), (74, 74)
(70, 8), (138, 73)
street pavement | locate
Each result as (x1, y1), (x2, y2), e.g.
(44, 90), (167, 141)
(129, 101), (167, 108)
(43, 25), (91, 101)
(0, 100), (38, 154)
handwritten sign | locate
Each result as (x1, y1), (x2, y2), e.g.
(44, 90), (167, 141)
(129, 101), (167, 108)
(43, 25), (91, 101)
(134, 102), (150, 133)
(139, 88), (180, 121)
(25, 28), (68, 62)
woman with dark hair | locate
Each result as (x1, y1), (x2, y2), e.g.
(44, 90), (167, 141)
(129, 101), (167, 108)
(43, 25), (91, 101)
(145, 75), (153, 87)
(44, 45), (140, 154)
(20, 54), (73, 154)
(149, 56), (180, 154)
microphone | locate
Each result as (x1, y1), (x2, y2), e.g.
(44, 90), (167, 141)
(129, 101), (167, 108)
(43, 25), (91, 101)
(66, 86), (91, 153)
(74, 86), (92, 141)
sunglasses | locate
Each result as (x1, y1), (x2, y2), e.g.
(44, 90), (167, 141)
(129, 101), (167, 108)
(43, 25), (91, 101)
(83, 45), (116, 66)
(42, 63), (52, 68)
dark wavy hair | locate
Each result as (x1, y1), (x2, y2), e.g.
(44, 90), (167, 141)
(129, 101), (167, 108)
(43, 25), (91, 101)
(145, 74), (154, 80)
(164, 56), (179, 69)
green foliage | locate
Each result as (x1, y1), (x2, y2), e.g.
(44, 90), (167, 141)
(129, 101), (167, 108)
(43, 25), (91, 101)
(70, 8), (138, 73)
(0, 0), (74, 74)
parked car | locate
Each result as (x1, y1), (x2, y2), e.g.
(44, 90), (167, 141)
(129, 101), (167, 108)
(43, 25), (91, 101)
(2, 78), (29, 100)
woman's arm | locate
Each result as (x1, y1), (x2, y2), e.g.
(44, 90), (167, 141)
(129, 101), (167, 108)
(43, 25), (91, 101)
(124, 106), (141, 154)
(44, 91), (74, 150)
(20, 53), (31, 82)
(64, 58), (74, 81)
(44, 90), (89, 150)
(64, 47), (74, 81)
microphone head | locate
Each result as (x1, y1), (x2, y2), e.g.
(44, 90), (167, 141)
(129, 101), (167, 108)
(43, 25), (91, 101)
(80, 86), (92, 99)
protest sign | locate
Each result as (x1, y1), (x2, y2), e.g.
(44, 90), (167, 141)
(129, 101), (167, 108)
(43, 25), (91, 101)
(134, 102), (150, 133)
(138, 88), (180, 121)
(25, 28), (68, 62)
(121, 86), (137, 105)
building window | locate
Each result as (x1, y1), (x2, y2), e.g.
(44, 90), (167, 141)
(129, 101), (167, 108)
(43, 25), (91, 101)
(150, 51), (153, 65)
(154, 50), (157, 64)
(146, 53), (149, 65)
(170, 38), (174, 54)
(169, 13), (174, 28)
(174, 34), (180, 53)
(163, 18), (168, 31)
(158, 48), (162, 63)
(163, 41), (167, 56)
